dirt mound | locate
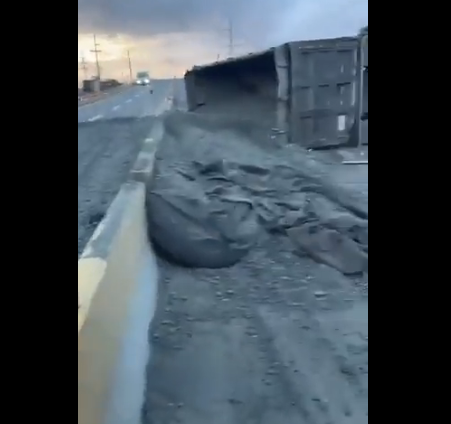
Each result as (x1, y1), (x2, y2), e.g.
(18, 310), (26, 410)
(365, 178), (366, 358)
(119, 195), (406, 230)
(147, 112), (368, 274)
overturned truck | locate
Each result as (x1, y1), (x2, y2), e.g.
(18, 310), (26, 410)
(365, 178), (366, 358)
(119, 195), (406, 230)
(185, 36), (368, 149)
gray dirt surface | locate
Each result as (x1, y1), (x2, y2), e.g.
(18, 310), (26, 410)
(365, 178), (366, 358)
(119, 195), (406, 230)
(144, 111), (368, 424)
(147, 112), (367, 272)
(78, 117), (155, 256)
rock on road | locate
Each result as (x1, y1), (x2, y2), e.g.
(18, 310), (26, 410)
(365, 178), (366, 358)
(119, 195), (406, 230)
(78, 80), (174, 256)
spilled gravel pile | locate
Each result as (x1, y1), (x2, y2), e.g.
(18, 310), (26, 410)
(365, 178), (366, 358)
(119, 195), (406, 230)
(144, 111), (368, 424)
(147, 111), (368, 275)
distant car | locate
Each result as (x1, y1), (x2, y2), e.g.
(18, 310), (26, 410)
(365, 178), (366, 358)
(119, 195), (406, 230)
(134, 71), (151, 86)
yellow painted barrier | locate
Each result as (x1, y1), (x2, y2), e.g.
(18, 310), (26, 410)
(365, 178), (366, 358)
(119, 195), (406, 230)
(78, 81), (173, 424)
(78, 182), (158, 424)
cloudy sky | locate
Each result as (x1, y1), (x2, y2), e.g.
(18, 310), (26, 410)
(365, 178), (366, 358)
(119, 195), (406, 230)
(78, 0), (368, 82)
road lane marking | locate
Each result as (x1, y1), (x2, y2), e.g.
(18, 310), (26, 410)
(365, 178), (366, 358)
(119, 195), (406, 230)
(139, 84), (175, 119)
(155, 96), (173, 116)
(112, 105), (120, 111)
(88, 115), (103, 122)
(125, 99), (132, 104)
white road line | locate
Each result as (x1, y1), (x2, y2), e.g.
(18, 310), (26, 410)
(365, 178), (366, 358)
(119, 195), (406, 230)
(125, 99), (132, 104)
(88, 115), (103, 122)
(136, 83), (175, 119)
(112, 105), (120, 111)
(155, 97), (172, 116)
(140, 102), (166, 118)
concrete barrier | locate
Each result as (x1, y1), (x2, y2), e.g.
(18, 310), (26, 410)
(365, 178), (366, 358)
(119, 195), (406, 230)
(77, 80), (204, 424)
(78, 181), (158, 424)
(78, 93), (171, 423)
(130, 119), (162, 184)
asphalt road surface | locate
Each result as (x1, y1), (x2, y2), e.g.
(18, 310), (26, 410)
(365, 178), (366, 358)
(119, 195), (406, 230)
(78, 80), (175, 256)
(78, 82), (173, 123)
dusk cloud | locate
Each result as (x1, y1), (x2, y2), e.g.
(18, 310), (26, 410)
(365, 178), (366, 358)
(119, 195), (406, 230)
(78, 0), (368, 81)
(78, 0), (368, 47)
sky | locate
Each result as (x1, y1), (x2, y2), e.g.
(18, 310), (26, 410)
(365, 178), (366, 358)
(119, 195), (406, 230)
(78, 0), (368, 83)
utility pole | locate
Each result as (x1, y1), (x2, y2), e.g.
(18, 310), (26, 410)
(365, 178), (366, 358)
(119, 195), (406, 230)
(79, 56), (88, 80)
(221, 18), (243, 58)
(227, 18), (234, 58)
(127, 50), (133, 83)
(91, 34), (102, 80)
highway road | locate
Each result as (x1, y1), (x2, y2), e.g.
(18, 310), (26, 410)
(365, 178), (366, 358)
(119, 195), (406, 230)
(78, 79), (176, 256)
(78, 82), (174, 123)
